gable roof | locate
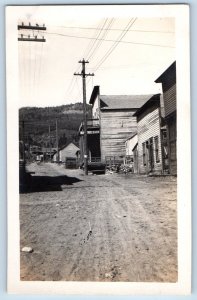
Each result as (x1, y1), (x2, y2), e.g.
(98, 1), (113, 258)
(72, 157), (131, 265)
(89, 86), (100, 105)
(99, 95), (153, 110)
(133, 94), (161, 117)
(125, 132), (137, 142)
(59, 142), (79, 152)
(155, 61), (176, 83)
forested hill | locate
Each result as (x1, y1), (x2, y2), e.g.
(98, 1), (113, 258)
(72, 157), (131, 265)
(19, 103), (92, 148)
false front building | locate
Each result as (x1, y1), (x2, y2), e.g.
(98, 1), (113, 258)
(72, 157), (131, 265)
(79, 86), (151, 165)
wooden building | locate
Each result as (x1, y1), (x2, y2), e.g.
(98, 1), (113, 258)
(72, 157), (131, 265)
(53, 142), (79, 167)
(125, 133), (138, 156)
(155, 61), (177, 175)
(132, 143), (139, 174)
(125, 133), (137, 167)
(78, 118), (100, 165)
(134, 94), (163, 175)
(84, 86), (152, 164)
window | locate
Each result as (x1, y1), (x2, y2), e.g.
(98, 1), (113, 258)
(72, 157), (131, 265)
(162, 129), (167, 140)
(154, 136), (160, 162)
(142, 142), (146, 165)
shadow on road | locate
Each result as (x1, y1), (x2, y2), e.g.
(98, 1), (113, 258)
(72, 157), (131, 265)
(20, 172), (83, 193)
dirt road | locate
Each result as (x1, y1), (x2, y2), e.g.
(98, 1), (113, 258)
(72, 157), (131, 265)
(20, 162), (177, 282)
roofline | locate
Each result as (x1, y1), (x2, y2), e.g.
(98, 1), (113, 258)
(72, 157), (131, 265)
(132, 142), (138, 151)
(133, 94), (161, 117)
(155, 61), (176, 83)
(99, 94), (154, 110)
(100, 107), (139, 111)
(125, 132), (137, 142)
(58, 142), (79, 151)
(89, 86), (100, 105)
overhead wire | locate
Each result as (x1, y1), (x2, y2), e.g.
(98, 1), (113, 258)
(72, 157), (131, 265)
(37, 42), (44, 101)
(55, 18), (174, 102)
(70, 19), (108, 98)
(87, 18), (115, 61)
(18, 43), (25, 102)
(85, 18), (109, 60)
(65, 19), (108, 101)
(93, 18), (138, 71)
(72, 76), (83, 102)
(46, 19), (174, 103)
(55, 25), (174, 34)
(45, 31), (174, 48)
(28, 41), (31, 103)
(33, 41), (37, 102)
(82, 19), (107, 60)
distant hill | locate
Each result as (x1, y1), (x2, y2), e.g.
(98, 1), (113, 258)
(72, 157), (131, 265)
(19, 103), (92, 148)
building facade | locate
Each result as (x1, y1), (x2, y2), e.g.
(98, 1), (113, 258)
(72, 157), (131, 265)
(125, 133), (138, 156)
(83, 86), (152, 164)
(134, 94), (163, 175)
(155, 61), (176, 175)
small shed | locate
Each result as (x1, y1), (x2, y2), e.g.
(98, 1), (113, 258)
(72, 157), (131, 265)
(53, 142), (80, 167)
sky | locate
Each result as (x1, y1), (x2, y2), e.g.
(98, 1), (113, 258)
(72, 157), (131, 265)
(17, 5), (175, 108)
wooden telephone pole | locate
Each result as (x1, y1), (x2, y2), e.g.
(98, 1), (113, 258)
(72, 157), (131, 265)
(56, 119), (59, 163)
(74, 59), (94, 175)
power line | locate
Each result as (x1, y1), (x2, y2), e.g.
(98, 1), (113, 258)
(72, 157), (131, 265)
(45, 31), (174, 48)
(86, 18), (112, 61)
(28, 42), (31, 103)
(87, 18), (115, 61)
(54, 25), (174, 34)
(84, 18), (108, 60)
(75, 76), (82, 97)
(93, 18), (138, 71)
(65, 20), (106, 100)
(82, 19), (105, 59)
(66, 19), (108, 100)
(33, 42), (37, 101)
(37, 42), (44, 100)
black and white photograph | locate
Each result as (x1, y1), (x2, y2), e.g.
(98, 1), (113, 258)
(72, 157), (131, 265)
(6, 4), (191, 295)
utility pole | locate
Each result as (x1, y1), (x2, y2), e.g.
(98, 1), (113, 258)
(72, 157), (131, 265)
(17, 22), (46, 42)
(56, 119), (59, 163)
(49, 125), (52, 162)
(22, 120), (25, 162)
(74, 59), (94, 175)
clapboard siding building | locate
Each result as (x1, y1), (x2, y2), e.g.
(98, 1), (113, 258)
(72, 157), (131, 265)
(134, 94), (163, 175)
(86, 86), (151, 162)
(155, 61), (177, 175)
(125, 133), (138, 156)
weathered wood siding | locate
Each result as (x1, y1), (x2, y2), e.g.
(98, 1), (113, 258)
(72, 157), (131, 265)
(163, 83), (176, 118)
(125, 134), (137, 156)
(100, 110), (137, 160)
(163, 81), (176, 175)
(133, 146), (138, 174)
(92, 94), (100, 119)
(137, 107), (162, 174)
(168, 115), (177, 175)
